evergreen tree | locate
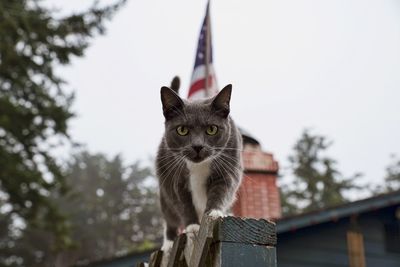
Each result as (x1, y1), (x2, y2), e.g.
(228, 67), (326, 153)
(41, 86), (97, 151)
(15, 151), (163, 266)
(7, 151), (162, 267)
(281, 130), (362, 215)
(0, 0), (125, 263)
(61, 152), (162, 265)
(384, 155), (400, 192)
(279, 185), (300, 216)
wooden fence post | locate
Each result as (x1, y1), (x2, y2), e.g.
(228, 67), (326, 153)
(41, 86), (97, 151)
(139, 215), (277, 267)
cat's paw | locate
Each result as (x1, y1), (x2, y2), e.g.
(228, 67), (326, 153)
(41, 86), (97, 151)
(208, 209), (225, 220)
(184, 223), (200, 235)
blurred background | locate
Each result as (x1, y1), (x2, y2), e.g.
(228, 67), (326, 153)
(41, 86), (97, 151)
(0, 0), (399, 266)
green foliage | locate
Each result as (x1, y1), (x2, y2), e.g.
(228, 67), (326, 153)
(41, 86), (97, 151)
(279, 185), (301, 216)
(136, 240), (157, 252)
(0, 0), (125, 264)
(281, 130), (362, 215)
(384, 155), (400, 192)
(13, 151), (163, 266)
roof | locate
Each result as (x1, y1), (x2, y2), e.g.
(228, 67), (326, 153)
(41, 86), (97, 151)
(277, 190), (400, 234)
(238, 127), (260, 145)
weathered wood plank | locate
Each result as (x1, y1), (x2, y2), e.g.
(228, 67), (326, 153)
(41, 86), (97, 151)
(167, 234), (187, 267)
(187, 215), (276, 266)
(184, 232), (194, 264)
(214, 216), (276, 246)
(211, 243), (276, 267)
(146, 215), (277, 267)
(149, 250), (163, 267)
(177, 252), (189, 267)
(189, 217), (217, 267)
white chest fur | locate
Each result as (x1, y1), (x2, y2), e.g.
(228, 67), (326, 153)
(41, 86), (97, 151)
(186, 160), (211, 220)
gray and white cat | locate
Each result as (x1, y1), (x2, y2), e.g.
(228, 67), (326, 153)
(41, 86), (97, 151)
(156, 83), (243, 251)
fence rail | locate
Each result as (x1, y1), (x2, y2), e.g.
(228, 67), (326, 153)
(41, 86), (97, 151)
(137, 215), (277, 267)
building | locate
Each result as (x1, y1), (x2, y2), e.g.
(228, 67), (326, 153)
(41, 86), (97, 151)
(277, 190), (400, 267)
(83, 134), (400, 267)
(237, 133), (400, 266)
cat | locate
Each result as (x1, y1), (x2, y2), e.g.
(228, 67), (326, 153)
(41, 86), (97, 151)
(156, 82), (243, 252)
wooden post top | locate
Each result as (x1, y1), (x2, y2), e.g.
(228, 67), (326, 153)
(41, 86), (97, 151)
(205, 215), (277, 246)
(142, 216), (277, 267)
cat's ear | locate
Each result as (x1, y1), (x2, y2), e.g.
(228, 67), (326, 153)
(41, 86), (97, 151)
(211, 84), (232, 118)
(160, 86), (184, 120)
(170, 76), (180, 94)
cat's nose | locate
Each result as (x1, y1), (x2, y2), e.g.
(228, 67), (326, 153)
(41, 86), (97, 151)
(192, 145), (203, 154)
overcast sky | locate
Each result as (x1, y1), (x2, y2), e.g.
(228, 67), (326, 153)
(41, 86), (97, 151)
(50, 0), (400, 191)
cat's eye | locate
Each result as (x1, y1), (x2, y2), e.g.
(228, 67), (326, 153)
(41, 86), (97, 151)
(206, 125), (218, 135)
(176, 126), (189, 136)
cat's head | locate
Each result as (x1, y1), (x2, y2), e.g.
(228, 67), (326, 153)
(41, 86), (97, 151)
(160, 85), (233, 163)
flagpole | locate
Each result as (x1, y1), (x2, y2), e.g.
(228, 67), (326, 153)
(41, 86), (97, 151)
(204, 1), (210, 97)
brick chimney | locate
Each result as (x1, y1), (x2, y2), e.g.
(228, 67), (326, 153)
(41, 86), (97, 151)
(232, 131), (282, 220)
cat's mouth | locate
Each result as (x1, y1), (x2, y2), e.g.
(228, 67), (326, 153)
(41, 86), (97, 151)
(191, 155), (204, 163)
(184, 147), (211, 163)
(186, 152), (210, 163)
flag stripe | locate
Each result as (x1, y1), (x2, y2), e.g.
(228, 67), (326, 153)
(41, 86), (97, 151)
(188, 1), (218, 100)
(190, 65), (216, 84)
(189, 75), (215, 97)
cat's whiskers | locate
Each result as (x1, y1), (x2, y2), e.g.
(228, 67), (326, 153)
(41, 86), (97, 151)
(157, 149), (185, 160)
(217, 158), (244, 201)
(219, 154), (241, 169)
(162, 156), (184, 178)
(211, 147), (243, 160)
(213, 146), (244, 152)
(169, 154), (186, 184)
(216, 158), (233, 179)
(213, 155), (234, 189)
(159, 147), (184, 152)
(217, 153), (255, 200)
(156, 153), (181, 166)
(219, 156), (252, 178)
(172, 156), (187, 196)
(157, 155), (186, 189)
(156, 156), (181, 172)
(157, 152), (177, 160)
(220, 155), (248, 182)
(164, 161), (184, 193)
(157, 157), (180, 170)
(221, 160), (243, 177)
(169, 156), (187, 190)
(218, 154), (243, 176)
(214, 161), (229, 189)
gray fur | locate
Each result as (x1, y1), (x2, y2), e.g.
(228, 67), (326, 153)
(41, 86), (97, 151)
(170, 76), (180, 93)
(156, 85), (243, 242)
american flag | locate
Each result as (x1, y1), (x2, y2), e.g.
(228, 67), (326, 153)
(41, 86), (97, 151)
(187, 1), (218, 100)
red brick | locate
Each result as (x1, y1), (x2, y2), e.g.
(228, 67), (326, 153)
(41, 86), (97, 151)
(232, 144), (282, 220)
